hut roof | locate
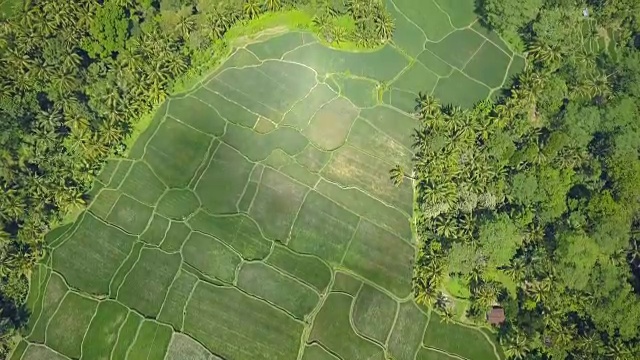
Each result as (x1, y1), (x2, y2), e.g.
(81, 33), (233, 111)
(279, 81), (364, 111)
(487, 307), (505, 325)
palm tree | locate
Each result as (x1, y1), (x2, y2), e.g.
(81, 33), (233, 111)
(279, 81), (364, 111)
(312, 12), (331, 31)
(528, 40), (563, 67)
(415, 92), (440, 118)
(389, 164), (414, 186)
(502, 331), (530, 359)
(605, 341), (632, 360)
(243, 0), (262, 20)
(440, 307), (455, 324)
(503, 258), (526, 282)
(50, 71), (77, 95)
(175, 8), (197, 40)
(415, 284), (438, 306)
(263, 0), (281, 12)
(374, 11), (394, 41)
(328, 25), (347, 44)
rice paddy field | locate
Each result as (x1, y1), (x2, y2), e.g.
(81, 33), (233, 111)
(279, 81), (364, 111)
(13, 1), (523, 359)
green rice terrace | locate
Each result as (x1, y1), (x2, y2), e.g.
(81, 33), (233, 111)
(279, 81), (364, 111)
(14, 1), (523, 359)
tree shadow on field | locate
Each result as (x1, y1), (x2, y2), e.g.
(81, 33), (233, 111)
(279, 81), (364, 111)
(474, 0), (492, 30)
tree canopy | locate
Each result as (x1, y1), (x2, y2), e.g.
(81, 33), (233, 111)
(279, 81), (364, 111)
(411, 0), (640, 358)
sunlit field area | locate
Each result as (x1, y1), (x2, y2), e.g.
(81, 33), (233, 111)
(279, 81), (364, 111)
(14, 0), (520, 359)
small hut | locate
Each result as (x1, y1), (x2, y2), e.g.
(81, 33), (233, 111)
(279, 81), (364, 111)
(487, 307), (505, 326)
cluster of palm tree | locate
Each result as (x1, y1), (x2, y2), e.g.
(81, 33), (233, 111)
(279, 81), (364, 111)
(312, 0), (394, 47)
(0, 0), (395, 355)
(402, 0), (640, 356)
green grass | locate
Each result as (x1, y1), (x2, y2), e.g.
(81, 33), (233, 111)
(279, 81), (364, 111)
(445, 275), (471, 299)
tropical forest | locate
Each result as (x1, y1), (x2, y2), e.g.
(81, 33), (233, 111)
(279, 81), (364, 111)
(0, 0), (640, 359)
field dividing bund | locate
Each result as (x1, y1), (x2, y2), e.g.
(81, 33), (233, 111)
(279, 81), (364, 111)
(18, 1), (518, 359)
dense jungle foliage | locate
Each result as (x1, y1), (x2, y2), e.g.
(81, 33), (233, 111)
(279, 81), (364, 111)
(406, 0), (640, 359)
(0, 0), (393, 355)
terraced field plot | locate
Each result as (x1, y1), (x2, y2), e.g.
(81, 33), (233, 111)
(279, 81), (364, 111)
(15, 1), (517, 359)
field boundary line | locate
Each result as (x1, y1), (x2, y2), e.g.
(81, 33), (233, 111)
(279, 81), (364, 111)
(155, 266), (183, 321)
(109, 310), (133, 360)
(113, 246), (144, 298)
(339, 218), (361, 265)
(295, 271), (336, 360)
(332, 266), (412, 303)
(49, 211), (88, 250)
(136, 102), (170, 160)
(418, 47), (493, 89)
(122, 317), (144, 359)
(424, 346), (467, 360)
(234, 164), (260, 212)
(388, 0), (429, 47)
(279, 41), (318, 60)
(496, 56), (515, 93)
(285, 188), (313, 245)
(462, 40), (488, 69)
(467, 24), (513, 59)
(429, 0), (458, 30)
(23, 267), (53, 339)
(346, 285), (390, 350)
(280, 82), (321, 124)
(241, 259), (322, 295)
(78, 300), (100, 359)
(42, 291), (69, 344)
(384, 300), (401, 348)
